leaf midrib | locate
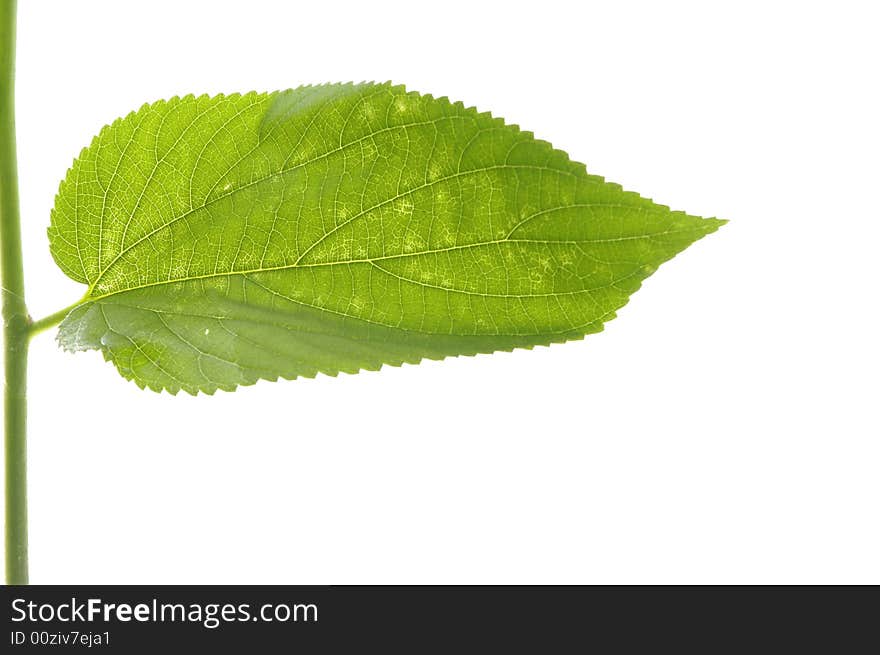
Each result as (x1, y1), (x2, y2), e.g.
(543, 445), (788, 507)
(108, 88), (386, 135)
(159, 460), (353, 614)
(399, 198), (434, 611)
(81, 225), (698, 310)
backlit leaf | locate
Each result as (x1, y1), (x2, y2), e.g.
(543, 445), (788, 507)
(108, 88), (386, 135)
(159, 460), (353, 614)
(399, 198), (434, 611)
(48, 83), (723, 394)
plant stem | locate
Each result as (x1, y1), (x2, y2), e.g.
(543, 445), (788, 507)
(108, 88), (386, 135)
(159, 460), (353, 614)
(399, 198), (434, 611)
(1, 0), (29, 585)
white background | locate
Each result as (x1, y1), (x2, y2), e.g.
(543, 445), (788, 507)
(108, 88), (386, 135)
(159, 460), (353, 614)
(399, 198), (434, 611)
(4, 0), (877, 583)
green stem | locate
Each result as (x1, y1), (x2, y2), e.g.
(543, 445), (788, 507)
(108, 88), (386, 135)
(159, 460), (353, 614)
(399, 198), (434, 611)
(28, 301), (82, 338)
(1, 0), (29, 585)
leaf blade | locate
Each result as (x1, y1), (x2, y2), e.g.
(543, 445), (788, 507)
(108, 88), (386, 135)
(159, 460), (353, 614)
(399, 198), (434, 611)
(50, 82), (723, 394)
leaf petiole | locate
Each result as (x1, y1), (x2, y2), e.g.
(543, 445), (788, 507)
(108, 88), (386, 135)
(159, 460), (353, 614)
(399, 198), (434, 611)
(27, 300), (84, 339)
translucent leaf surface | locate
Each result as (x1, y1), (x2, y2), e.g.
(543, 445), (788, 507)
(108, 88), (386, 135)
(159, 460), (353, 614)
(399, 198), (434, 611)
(49, 83), (724, 394)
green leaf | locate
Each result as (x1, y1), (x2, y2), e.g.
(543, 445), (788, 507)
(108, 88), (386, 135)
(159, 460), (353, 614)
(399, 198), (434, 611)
(48, 82), (724, 394)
